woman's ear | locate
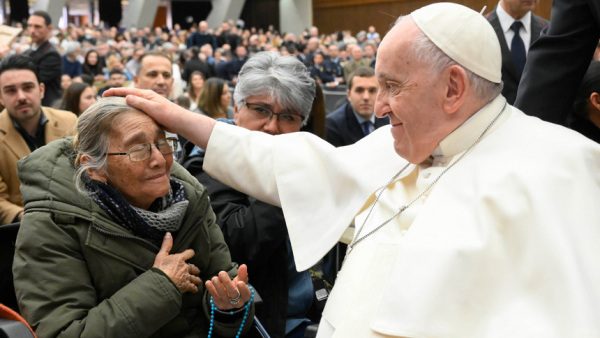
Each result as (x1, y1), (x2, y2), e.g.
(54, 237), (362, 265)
(81, 154), (107, 183)
(233, 101), (240, 124)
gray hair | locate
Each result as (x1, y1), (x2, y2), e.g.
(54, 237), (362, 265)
(395, 15), (503, 102)
(233, 51), (316, 124)
(63, 41), (80, 56)
(73, 97), (139, 195)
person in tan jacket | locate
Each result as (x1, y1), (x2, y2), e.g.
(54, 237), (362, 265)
(0, 55), (76, 225)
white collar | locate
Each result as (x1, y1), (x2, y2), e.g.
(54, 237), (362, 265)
(432, 95), (510, 158)
(496, 1), (532, 34)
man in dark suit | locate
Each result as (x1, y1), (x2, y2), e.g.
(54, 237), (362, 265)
(190, 21), (217, 49)
(181, 46), (214, 83)
(226, 46), (249, 84)
(486, 0), (548, 105)
(326, 67), (389, 147)
(24, 11), (62, 107)
(515, 0), (600, 125)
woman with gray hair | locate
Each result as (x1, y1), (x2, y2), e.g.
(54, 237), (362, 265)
(13, 97), (256, 338)
(182, 51), (321, 338)
(232, 51), (316, 128)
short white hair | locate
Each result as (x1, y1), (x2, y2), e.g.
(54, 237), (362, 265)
(396, 15), (503, 102)
(233, 51), (316, 124)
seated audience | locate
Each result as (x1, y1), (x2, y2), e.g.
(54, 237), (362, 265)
(196, 78), (233, 119)
(60, 74), (72, 92)
(61, 41), (82, 78)
(175, 94), (191, 110)
(13, 96), (255, 337)
(185, 71), (205, 111)
(82, 49), (107, 82)
(104, 55), (133, 81)
(59, 82), (97, 116)
(571, 61), (600, 143)
(184, 51), (322, 338)
(0, 55), (77, 225)
(182, 46), (214, 84)
(226, 46), (249, 83)
(98, 69), (126, 97)
(343, 45), (371, 82)
(326, 67), (389, 147)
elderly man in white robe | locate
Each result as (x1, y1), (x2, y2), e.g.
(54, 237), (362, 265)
(105, 3), (600, 337)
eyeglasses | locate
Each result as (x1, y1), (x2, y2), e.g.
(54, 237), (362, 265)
(241, 100), (304, 126)
(106, 137), (178, 162)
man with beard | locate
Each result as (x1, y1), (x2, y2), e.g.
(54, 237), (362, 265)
(0, 55), (76, 225)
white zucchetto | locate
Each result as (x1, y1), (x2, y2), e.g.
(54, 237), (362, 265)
(411, 2), (502, 83)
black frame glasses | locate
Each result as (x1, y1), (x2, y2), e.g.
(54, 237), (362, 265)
(241, 100), (304, 125)
(106, 137), (178, 162)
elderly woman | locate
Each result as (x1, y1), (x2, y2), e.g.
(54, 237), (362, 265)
(13, 97), (255, 338)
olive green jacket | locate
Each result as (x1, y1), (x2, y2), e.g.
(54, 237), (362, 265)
(13, 137), (254, 338)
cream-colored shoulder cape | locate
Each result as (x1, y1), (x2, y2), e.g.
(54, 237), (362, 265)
(204, 108), (600, 337)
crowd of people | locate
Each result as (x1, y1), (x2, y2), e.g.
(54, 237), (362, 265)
(2, 0), (600, 337)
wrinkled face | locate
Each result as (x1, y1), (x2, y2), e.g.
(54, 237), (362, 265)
(100, 111), (173, 210)
(135, 55), (173, 98)
(348, 76), (378, 119)
(78, 87), (96, 115)
(502, 0), (537, 18)
(234, 94), (303, 135)
(0, 70), (44, 125)
(374, 18), (449, 164)
(61, 74), (72, 90)
(191, 74), (204, 90)
(27, 15), (50, 45)
(220, 84), (231, 108)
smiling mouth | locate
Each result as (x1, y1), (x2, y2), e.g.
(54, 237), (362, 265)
(146, 172), (167, 180)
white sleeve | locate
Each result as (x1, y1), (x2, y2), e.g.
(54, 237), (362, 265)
(204, 122), (407, 270)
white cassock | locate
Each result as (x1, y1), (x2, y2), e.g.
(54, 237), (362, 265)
(203, 95), (600, 338)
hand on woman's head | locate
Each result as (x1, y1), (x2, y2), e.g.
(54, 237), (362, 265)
(102, 87), (184, 133)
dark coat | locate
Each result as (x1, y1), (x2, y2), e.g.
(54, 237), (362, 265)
(486, 8), (548, 105)
(325, 102), (389, 147)
(184, 153), (289, 338)
(24, 41), (63, 107)
(226, 56), (249, 81)
(62, 55), (82, 78)
(182, 56), (215, 83)
(14, 137), (254, 338)
(189, 32), (217, 49)
(515, 0), (600, 125)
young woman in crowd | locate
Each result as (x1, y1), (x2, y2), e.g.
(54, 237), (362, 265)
(196, 78), (233, 119)
(81, 49), (106, 82)
(59, 82), (97, 116)
(185, 71), (206, 111)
